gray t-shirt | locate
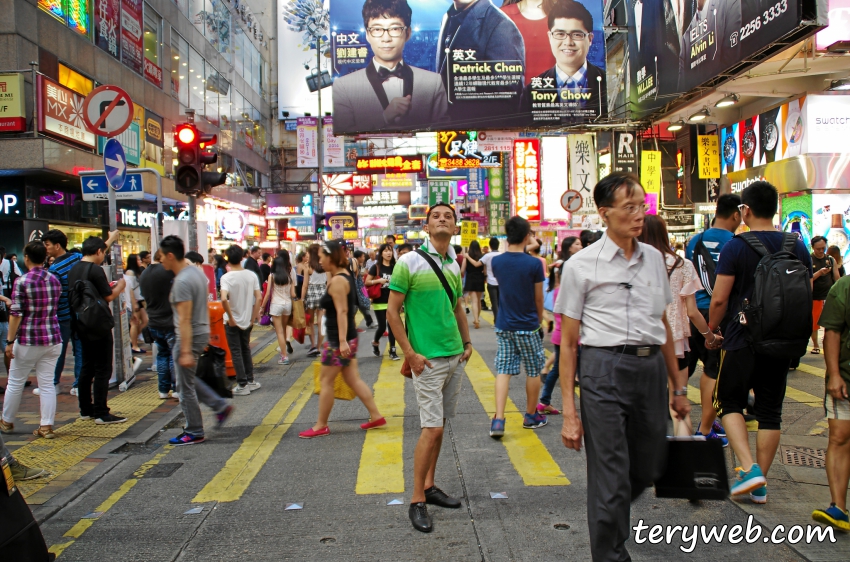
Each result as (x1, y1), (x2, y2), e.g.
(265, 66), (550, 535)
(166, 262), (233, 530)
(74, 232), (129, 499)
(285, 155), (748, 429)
(170, 265), (210, 339)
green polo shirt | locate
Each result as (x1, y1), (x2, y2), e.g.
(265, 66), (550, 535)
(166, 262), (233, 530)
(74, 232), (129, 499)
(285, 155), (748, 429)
(389, 240), (464, 360)
(818, 276), (850, 384)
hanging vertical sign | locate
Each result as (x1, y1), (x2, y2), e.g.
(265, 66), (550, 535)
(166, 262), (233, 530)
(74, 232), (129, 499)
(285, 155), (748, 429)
(297, 117), (318, 168)
(641, 150), (662, 215)
(323, 117), (344, 168)
(513, 139), (540, 221)
(120, 0), (143, 74)
(614, 132), (637, 173)
(697, 135), (721, 179)
(428, 180), (451, 207)
(568, 134), (598, 214)
(95, 0), (121, 59)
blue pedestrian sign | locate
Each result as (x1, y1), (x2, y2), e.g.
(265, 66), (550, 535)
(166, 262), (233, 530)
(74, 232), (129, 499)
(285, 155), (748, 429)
(80, 172), (145, 201)
(103, 138), (127, 190)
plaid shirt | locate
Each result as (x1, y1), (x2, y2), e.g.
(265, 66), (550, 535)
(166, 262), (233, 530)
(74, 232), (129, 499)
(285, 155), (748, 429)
(9, 267), (62, 346)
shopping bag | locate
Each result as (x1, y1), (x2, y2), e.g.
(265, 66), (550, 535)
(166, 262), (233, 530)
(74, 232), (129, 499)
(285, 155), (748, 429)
(654, 435), (729, 501)
(288, 299), (306, 329)
(197, 346), (232, 399)
(355, 277), (371, 310)
(543, 288), (555, 312)
(312, 362), (355, 400)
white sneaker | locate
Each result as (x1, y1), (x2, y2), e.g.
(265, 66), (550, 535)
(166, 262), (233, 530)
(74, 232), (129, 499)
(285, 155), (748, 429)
(158, 392), (170, 399)
(70, 387), (78, 396)
(232, 385), (251, 396)
(246, 381), (261, 391)
(172, 392), (180, 402)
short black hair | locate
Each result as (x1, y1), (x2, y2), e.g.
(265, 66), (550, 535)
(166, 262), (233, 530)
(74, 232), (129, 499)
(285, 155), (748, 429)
(262, 252), (271, 261)
(385, 234), (396, 241)
(489, 237), (500, 251)
(353, 250), (365, 259)
(42, 229), (68, 250)
(505, 216), (531, 245)
(741, 181), (778, 219)
(81, 236), (107, 256)
(250, 246), (260, 253)
(159, 235), (185, 261)
(714, 194), (742, 219)
(548, 0), (593, 33)
(186, 251), (204, 265)
(362, 0), (412, 28)
(811, 236), (827, 248)
(426, 202), (457, 222)
(138, 250), (150, 260)
(397, 243), (413, 253)
(24, 241), (47, 265)
(453, 245), (462, 254)
(593, 172), (642, 209)
(226, 245), (244, 265)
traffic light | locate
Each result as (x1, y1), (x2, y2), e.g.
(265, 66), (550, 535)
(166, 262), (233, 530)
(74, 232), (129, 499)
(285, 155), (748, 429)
(199, 132), (226, 194)
(315, 214), (327, 237)
(173, 124), (226, 195)
(284, 228), (299, 242)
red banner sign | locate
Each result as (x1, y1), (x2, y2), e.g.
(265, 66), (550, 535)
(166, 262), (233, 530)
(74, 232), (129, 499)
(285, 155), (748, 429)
(144, 58), (163, 88)
(513, 139), (540, 221)
(120, 0), (143, 74)
(95, 0), (121, 59)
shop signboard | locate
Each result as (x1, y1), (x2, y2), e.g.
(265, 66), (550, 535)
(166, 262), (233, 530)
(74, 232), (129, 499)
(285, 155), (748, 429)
(373, 173), (417, 191)
(98, 121), (141, 165)
(356, 155), (422, 173)
(628, 0), (822, 117)
(457, 168), (488, 200)
(329, 0), (607, 134)
(437, 131), (503, 170)
(812, 193), (850, 261)
(426, 153), (468, 179)
(568, 134), (598, 215)
(489, 202), (509, 235)
(297, 117), (318, 168)
(429, 180), (451, 206)
(323, 117), (344, 167)
(697, 135), (721, 179)
(0, 74), (26, 132)
(460, 221), (478, 247)
(614, 132), (637, 173)
(641, 150), (662, 215)
(541, 136), (569, 220)
(120, 0), (144, 75)
(144, 58), (163, 89)
(38, 76), (96, 148)
(95, 0), (121, 59)
(514, 139), (541, 221)
(488, 167), (507, 202)
(323, 174), (374, 196)
(0, 188), (24, 218)
(327, 212), (358, 236)
(477, 131), (519, 153)
(143, 110), (164, 174)
(816, 0), (850, 50)
(266, 193), (314, 219)
(662, 212), (696, 232)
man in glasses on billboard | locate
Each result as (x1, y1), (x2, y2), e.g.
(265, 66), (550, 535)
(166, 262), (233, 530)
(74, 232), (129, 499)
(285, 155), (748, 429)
(333, 0), (449, 133)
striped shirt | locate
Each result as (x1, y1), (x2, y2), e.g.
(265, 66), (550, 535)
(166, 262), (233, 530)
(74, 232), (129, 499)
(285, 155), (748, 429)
(49, 252), (82, 322)
(9, 267), (62, 346)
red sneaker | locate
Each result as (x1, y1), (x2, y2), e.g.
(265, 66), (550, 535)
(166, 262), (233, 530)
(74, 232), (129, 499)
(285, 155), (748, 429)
(360, 417), (387, 430)
(299, 426), (330, 439)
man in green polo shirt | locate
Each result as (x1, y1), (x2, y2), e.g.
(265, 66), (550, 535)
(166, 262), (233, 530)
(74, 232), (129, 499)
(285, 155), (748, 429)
(388, 202), (472, 534)
(813, 276), (850, 532)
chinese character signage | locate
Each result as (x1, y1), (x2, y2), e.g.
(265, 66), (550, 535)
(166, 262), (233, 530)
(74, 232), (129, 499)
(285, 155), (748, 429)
(297, 117), (318, 168)
(120, 0), (144, 74)
(460, 221), (478, 247)
(513, 139), (541, 221)
(488, 167), (507, 202)
(437, 131), (503, 170)
(40, 0), (90, 36)
(144, 58), (163, 89)
(329, 0), (607, 134)
(0, 74), (26, 132)
(697, 135), (720, 179)
(356, 155), (422, 173)
(374, 173), (417, 191)
(429, 180), (451, 207)
(641, 150), (662, 197)
(95, 0), (120, 59)
(38, 76), (96, 148)
(489, 202), (509, 235)
(323, 117), (344, 168)
(569, 134), (598, 214)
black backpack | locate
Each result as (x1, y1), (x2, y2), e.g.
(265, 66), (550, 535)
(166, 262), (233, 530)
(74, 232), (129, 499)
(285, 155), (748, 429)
(691, 233), (718, 295)
(69, 262), (115, 340)
(738, 232), (812, 358)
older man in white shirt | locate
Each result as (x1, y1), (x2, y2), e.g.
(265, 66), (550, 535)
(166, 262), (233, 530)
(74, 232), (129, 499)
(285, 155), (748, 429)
(555, 172), (691, 562)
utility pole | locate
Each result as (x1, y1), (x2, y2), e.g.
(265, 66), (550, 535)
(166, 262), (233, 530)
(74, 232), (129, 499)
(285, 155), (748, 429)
(316, 36), (324, 219)
(185, 109), (198, 252)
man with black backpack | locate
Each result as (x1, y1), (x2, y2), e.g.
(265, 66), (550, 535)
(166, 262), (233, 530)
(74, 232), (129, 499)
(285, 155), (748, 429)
(686, 194), (741, 443)
(68, 236), (127, 425)
(709, 181), (813, 503)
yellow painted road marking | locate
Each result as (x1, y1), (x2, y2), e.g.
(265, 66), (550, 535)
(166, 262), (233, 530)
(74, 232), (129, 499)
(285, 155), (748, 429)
(356, 351), (405, 494)
(465, 350), (568, 486)
(50, 444), (175, 558)
(796, 363), (825, 378)
(785, 386), (823, 407)
(255, 342), (280, 364)
(193, 363), (314, 503)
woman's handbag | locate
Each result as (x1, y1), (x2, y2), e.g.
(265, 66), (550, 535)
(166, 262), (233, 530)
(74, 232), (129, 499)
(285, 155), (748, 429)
(366, 264), (383, 300)
(288, 299), (306, 329)
(543, 288), (555, 312)
(313, 362), (355, 400)
(259, 295), (271, 326)
(355, 274), (371, 309)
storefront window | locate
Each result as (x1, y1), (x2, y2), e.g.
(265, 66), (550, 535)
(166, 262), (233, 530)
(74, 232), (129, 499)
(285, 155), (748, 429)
(57, 225), (105, 251)
(233, 27), (244, 79)
(171, 32), (188, 104)
(58, 64), (94, 95)
(205, 62), (220, 127)
(143, 4), (163, 88)
(251, 46), (261, 95)
(189, 47), (205, 117)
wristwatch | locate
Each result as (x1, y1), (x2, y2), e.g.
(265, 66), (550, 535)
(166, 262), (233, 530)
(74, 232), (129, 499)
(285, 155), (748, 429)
(673, 387), (688, 397)
(5, 340), (14, 346)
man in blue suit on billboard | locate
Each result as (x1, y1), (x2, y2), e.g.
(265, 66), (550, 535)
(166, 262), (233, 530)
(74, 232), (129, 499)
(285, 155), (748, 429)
(437, 0), (525, 126)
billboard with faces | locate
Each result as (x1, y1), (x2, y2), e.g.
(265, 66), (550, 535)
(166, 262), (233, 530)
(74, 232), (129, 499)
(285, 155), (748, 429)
(328, 0), (606, 134)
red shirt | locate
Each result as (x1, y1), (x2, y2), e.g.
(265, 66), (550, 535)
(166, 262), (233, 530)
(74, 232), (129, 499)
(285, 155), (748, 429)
(501, 4), (556, 86)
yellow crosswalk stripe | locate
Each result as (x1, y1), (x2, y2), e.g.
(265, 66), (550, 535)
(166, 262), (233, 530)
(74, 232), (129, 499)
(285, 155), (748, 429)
(795, 363), (825, 378)
(465, 350), (569, 486)
(356, 351), (406, 494)
(255, 342), (280, 364)
(785, 386), (823, 407)
(193, 363), (314, 503)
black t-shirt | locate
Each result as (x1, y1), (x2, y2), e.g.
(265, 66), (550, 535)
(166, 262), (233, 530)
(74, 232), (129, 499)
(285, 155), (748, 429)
(68, 261), (112, 331)
(244, 257), (262, 286)
(139, 263), (176, 330)
(260, 263), (271, 286)
(812, 254), (836, 300)
(368, 262), (394, 305)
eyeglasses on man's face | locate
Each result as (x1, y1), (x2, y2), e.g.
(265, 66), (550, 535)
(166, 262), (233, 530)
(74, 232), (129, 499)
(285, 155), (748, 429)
(367, 26), (407, 38)
(737, 203), (749, 213)
(610, 203), (650, 215)
(549, 30), (589, 41)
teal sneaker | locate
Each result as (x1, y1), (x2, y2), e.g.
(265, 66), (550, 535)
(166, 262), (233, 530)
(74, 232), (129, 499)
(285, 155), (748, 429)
(749, 485), (767, 504)
(731, 463), (766, 496)
(489, 418), (505, 438)
(812, 503), (850, 532)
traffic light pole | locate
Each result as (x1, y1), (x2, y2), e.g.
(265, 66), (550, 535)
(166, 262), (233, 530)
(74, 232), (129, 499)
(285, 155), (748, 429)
(316, 36), (324, 227)
(188, 195), (198, 252)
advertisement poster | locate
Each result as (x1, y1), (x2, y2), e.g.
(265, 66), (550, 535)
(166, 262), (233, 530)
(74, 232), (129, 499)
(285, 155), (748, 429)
(297, 117), (318, 168)
(812, 193), (850, 261)
(437, 131), (503, 169)
(697, 135), (721, 179)
(628, 0), (812, 117)
(143, 110), (165, 174)
(38, 76), (96, 148)
(781, 192), (812, 247)
(541, 137), (569, 220)
(0, 74), (26, 132)
(120, 0), (144, 74)
(98, 121), (141, 166)
(429, 180), (451, 206)
(329, 0), (606, 134)
(95, 0), (121, 59)
(568, 134), (598, 214)
(514, 139), (541, 220)
(323, 117), (344, 167)
(614, 131), (637, 173)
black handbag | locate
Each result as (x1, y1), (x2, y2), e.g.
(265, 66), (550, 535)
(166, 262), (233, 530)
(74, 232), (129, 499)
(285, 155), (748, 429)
(654, 436), (729, 501)
(0, 457), (53, 561)
(197, 346), (232, 399)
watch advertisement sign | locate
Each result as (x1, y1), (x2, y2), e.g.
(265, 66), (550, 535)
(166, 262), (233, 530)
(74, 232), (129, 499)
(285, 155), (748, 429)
(328, 0), (607, 134)
(628, 0), (821, 117)
(38, 76), (96, 148)
(120, 0), (144, 75)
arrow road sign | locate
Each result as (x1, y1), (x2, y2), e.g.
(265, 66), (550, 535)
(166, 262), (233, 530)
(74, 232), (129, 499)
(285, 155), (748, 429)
(103, 139), (127, 190)
(80, 173), (145, 201)
(82, 85), (134, 138)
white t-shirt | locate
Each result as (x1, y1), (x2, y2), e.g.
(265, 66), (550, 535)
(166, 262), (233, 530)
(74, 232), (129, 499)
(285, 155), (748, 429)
(480, 251), (502, 286)
(221, 269), (260, 329)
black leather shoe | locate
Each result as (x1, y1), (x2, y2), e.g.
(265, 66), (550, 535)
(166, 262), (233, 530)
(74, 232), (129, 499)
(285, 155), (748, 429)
(425, 486), (462, 508)
(409, 502), (433, 533)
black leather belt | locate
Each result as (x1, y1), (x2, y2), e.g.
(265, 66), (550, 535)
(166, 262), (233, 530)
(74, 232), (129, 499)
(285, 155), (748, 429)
(587, 345), (660, 357)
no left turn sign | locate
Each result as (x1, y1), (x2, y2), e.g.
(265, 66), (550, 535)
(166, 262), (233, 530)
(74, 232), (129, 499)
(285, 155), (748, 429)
(561, 190), (583, 213)
(82, 85), (134, 138)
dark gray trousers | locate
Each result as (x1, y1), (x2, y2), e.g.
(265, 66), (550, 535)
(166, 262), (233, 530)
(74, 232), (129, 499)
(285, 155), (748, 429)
(580, 347), (669, 562)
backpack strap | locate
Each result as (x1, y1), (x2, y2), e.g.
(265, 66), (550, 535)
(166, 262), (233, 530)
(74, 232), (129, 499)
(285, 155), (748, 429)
(781, 232), (798, 253)
(415, 249), (456, 309)
(738, 232), (769, 258)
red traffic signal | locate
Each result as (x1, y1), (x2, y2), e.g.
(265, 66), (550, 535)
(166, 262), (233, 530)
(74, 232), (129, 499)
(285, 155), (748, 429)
(176, 125), (196, 144)
(284, 228), (299, 242)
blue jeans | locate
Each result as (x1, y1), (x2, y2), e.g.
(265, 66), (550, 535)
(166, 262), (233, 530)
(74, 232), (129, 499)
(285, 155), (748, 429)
(540, 345), (582, 406)
(54, 319), (83, 386)
(148, 327), (176, 394)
